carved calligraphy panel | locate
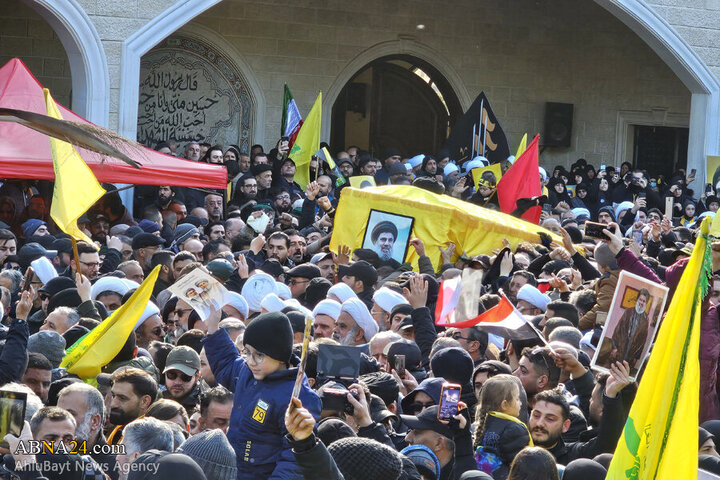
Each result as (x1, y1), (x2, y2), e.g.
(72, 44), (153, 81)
(138, 36), (253, 152)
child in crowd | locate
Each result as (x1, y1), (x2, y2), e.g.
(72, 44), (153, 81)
(473, 374), (532, 480)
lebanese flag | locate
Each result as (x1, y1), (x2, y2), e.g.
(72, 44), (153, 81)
(469, 294), (542, 340)
(496, 134), (542, 223)
(282, 84), (303, 148)
(435, 276), (462, 326)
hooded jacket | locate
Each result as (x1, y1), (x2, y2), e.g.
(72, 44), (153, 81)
(204, 328), (321, 480)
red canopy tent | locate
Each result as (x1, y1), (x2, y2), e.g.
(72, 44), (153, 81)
(0, 58), (227, 189)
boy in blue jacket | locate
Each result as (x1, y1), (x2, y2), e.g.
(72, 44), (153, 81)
(203, 310), (321, 479)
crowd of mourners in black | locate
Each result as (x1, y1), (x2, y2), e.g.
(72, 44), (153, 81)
(0, 136), (718, 480)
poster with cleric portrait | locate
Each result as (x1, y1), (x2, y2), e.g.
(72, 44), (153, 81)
(361, 210), (414, 264)
(591, 270), (668, 379)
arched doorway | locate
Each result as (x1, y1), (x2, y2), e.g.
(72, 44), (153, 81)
(330, 55), (462, 156)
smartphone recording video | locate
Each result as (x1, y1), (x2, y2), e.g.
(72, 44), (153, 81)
(584, 221), (616, 240)
(0, 390), (26, 449)
(437, 383), (461, 421)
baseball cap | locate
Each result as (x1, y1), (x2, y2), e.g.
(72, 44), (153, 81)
(163, 345), (201, 376)
(18, 242), (57, 269)
(400, 405), (452, 437)
(337, 260), (377, 288)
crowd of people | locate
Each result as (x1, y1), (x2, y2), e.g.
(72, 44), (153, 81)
(0, 136), (716, 480)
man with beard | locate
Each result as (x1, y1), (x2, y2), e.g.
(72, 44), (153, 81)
(370, 221), (397, 263)
(185, 142), (201, 162)
(107, 368), (158, 445)
(528, 361), (630, 465)
(134, 302), (165, 350)
(604, 288), (651, 367)
(253, 164), (273, 200)
(287, 230), (307, 264)
(310, 252), (335, 282)
(162, 346), (205, 415)
(204, 193), (224, 223)
(610, 169), (662, 209)
(272, 187), (292, 214)
(232, 174), (258, 206)
(131, 233), (165, 275)
(333, 297), (378, 348)
(275, 158), (303, 199)
(155, 186), (175, 213)
(58, 382), (119, 479)
(89, 213), (110, 245)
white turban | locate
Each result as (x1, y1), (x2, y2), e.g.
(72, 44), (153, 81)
(372, 287), (409, 313)
(91, 276), (131, 300)
(341, 297), (377, 342)
(260, 293), (285, 313)
(517, 284), (551, 312)
(241, 273), (276, 312)
(226, 291), (249, 320)
(327, 283), (357, 303)
(30, 257), (57, 286)
(313, 299), (341, 321)
(275, 282), (292, 300)
(407, 154), (424, 168)
(134, 301), (160, 330)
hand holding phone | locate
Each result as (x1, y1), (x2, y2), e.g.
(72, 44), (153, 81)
(584, 221), (616, 240)
(394, 355), (406, 378)
(437, 383), (461, 421)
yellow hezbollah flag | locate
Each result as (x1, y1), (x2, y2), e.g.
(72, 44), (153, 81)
(43, 89), (105, 244)
(471, 163), (503, 190)
(61, 266), (160, 379)
(330, 185), (560, 270)
(515, 133), (527, 159)
(606, 218), (710, 479)
(289, 92), (321, 189)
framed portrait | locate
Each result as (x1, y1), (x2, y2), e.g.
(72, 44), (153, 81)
(361, 209), (414, 264)
(590, 270), (669, 379)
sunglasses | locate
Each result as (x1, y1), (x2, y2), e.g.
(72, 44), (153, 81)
(166, 370), (193, 382)
(407, 402), (434, 415)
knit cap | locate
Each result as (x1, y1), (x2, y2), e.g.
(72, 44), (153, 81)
(243, 312), (293, 363)
(178, 429), (237, 480)
(328, 437), (403, 480)
(28, 331), (66, 368)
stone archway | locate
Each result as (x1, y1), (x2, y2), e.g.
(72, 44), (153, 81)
(595, 0), (720, 185)
(322, 38), (471, 142)
(22, 0), (109, 126)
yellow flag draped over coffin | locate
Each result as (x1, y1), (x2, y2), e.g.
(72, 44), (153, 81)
(330, 185), (560, 270)
(43, 89), (105, 244)
(289, 92), (321, 190)
(60, 266), (160, 379)
(606, 218), (709, 480)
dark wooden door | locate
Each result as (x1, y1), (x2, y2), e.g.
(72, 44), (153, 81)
(369, 62), (448, 156)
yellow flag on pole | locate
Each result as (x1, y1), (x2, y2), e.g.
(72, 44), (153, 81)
(515, 133), (527, 159)
(60, 266), (160, 379)
(43, 89), (105, 244)
(289, 92), (321, 189)
(606, 218), (710, 479)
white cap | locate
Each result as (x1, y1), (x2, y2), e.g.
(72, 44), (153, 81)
(241, 273), (276, 312)
(284, 299), (313, 319)
(327, 283), (357, 303)
(443, 163), (459, 176)
(91, 276), (131, 300)
(134, 301), (160, 330)
(312, 299), (341, 321)
(372, 287), (409, 314)
(517, 284), (551, 312)
(341, 297), (378, 342)
(30, 256), (57, 286)
(260, 293), (286, 313)
(225, 291), (249, 320)
(275, 282), (292, 300)
(539, 167), (548, 181)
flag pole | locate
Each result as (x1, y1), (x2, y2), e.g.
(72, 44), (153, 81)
(478, 98), (484, 157)
(482, 111), (488, 157)
(471, 123), (476, 159)
(71, 237), (80, 277)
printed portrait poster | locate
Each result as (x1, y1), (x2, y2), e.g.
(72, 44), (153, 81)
(591, 270), (669, 379)
(167, 268), (231, 318)
(361, 209), (414, 264)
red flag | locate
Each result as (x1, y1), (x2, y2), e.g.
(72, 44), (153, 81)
(496, 134), (542, 223)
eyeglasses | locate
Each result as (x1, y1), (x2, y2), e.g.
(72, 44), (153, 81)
(275, 195), (291, 201)
(450, 332), (471, 341)
(407, 402), (435, 414)
(39, 293), (50, 301)
(79, 261), (101, 268)
(242, 348), (266, 364)
(289, 279), (310, 286)
(166, 370), (193, 382)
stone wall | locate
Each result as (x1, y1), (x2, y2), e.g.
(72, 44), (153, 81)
(0, 0), (71, 108)
(188, 0), (691, 168)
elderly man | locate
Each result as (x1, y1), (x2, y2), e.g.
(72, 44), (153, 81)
(204, 194), (224, 223)
(333, 297), (378, 348)
(371, 287), (409, 331)
(515, 284), (551, 316)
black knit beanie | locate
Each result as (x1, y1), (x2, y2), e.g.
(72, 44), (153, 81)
(243, 312), (293, 363)
(328, 437), (403, 480)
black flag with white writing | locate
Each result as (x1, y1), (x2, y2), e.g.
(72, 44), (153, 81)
(443, 91), (510, 165)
